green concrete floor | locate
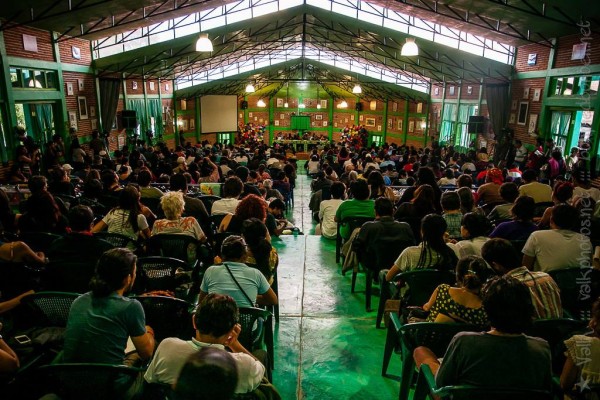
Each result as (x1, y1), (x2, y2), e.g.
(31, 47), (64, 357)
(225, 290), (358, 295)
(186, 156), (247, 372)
(270, 171), (403, 399)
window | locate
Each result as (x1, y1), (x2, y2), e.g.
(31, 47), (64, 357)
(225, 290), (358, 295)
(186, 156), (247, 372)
(10, 68), (59, 90)
(551, 75), (600, 97)
(439, 103), (456, 145)
(370, 134), (383, 147)
(217, 133), (232, 145)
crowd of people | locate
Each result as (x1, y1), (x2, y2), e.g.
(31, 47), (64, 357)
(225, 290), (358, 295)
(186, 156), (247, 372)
(0, 131), (598, 398)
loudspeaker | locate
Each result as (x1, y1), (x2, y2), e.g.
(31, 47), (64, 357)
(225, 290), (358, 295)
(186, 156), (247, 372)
(355, 103), (363, 111)
(121, 110), (138, 129)
(468, 116), (485, 134)
(241, 101), (248, 109)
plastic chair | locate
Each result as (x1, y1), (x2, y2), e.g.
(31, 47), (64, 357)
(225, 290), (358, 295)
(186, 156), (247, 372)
(33, 363), (144, 400)
(335, 216), (374, 263)
(548, 267), (600, 321)
(534, 201), (555, 218)
(132, 295), (193, 342)
(238, 307), (274, 377)
(196, 195), (221, 215)
(146, 234), (199, 267)
(413, 364), (553, 400)
(19, 232), (62, 253)
(376, 269), (456, 329)
(136, 256), (188, 293)
(382, 318), (482, 400)
(526, 318), (588, 375)
(94, 231), (136, 249)
(19, 291), (79, 328)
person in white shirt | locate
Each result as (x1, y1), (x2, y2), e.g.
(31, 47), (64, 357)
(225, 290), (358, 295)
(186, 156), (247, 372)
(144, 293), (265, 394)
(318, 181), (345, 239)
(452, 212), (492, 258)
(212, 176), (243, 215)
(523, 204), (591, 273)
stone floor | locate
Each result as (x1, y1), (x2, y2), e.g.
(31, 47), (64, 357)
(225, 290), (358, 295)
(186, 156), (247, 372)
(270, 170), (403, 399)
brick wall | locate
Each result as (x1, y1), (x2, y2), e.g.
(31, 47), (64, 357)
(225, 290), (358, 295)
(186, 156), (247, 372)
(506, 78), (545, 145)
(58, 37), (92, 65)
(4, 26), (54, 61)
(554, 33), (600, 69)
(515, 42), (551, 72)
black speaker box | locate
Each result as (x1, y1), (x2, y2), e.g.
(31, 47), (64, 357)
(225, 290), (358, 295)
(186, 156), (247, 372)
(355, 103), (363, 111)
(121, 110), (138, 129)
(468, 116), (485, 134)
(241, 100), (248, 109)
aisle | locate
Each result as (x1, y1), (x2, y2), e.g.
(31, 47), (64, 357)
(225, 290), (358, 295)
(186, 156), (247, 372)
(270, 172), (401, 399)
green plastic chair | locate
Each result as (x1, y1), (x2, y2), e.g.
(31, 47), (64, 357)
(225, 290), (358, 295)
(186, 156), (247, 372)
(136, 256), (188, 294)
(382, 316), (482, 400)
(335, 216), (373, 263)
(146, 233), (199, 268)
(19, 292), (79, 328)
(413, 364), (553, 400)
(34, 363), (144, 400)
(548, 267), (600, 321)
(132, 295), (193, 342)
(19, 231), (62, 253)
(94, 231), (137, 249)
(238, 307), (274, 380)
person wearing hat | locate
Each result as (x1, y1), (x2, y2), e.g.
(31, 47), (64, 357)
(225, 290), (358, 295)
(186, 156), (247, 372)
(476, 167), (505, 206)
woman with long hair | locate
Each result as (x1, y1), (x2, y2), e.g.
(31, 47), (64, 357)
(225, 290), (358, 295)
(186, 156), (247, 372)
(453, 212), (493, 257)
(92, 185), (151, 242)
(537, 181), (574, 228)
(421, 255), (490, 325)
(367, 170), (395, 201)
(384, 214), (459, 282)
(218, 194), (267, 234)
(18, 176), (68, 234)
(242, 218), (278, 284)
(489, 195), (538, 241)
(394, 184), (437, 241)
(397, 167), (442, 212)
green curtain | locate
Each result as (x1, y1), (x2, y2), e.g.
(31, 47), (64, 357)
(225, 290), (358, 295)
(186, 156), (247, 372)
(456, 105), (470, 148)
(147, 99), (163, 138)
(439, 104), (455, 144)
(126, 99), (148, 135)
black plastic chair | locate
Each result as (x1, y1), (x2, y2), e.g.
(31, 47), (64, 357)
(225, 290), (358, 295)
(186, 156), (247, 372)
(382, 318), (481, 400)
(94, 232), (136, 249)
(19, 292), (79, 328)
(238, 307), (274, 377)
(526, 318), (588, 375)
(136, 256), (188, 293)
(42, 261), (96, 293)
(33, 363), (144, 400)
(196, 195), (221, 215)
(413, 364), (553, 400)
(335, 216), (374, 263)
(534, 201), (555, 218)
(548, 267), (600, 321)
(19, 232), (62, 253)
(132, 295), (193, 342)
(146, 234), (200, 268)
(376, 269), (456, 329)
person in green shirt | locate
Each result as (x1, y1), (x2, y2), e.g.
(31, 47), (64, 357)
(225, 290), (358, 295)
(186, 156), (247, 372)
(334, 179), (375, 239)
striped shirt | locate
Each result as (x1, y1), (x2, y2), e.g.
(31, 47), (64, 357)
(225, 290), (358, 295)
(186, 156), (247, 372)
(506, 267), (562, 319)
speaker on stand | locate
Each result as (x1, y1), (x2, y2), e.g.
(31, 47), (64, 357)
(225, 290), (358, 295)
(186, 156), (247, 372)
(121, 110), (138, 149)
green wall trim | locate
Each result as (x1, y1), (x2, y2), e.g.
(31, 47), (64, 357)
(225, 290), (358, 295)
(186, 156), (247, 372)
(7, 56), (94, 74)
(12, 90), (63, 101)
(513, 64), (600, 80)
(0, 32), (13, 161)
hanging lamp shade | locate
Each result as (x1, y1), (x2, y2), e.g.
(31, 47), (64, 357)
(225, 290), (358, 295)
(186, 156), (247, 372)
(257, 99), (266, 107)
(401, 38), (418, 56)
(284, 101), (289, 108)
(316, 87), (321, 108)
(352, 84), (362, 94)
(195, 33), (213, 52)
(339, 100), (348, 108)
(245, 83), (255, 93)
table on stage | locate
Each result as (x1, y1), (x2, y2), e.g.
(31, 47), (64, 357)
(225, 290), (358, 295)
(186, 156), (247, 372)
(272, 139), (327, 152)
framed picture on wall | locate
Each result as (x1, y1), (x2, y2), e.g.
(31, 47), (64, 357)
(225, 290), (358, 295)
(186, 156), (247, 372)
(165, 83), (170, 91)
(350, 115), (354, 121)
(66, 82), (74, 96)
(398, 120), (403, 130)
(388, 119), (393, 128)
(392, 102), (398, 112)
(91, 119), (97, 130)
(320, 100), (327, 108)
(416, 103), (423, 113)
(78, 79), (84, 91)
(71, 46), (81, 59)
(359, 115), (363, 121)
(276, 98), (284, 107)
(523, 87), (530, 99)
(511, 100), (517, 110)
(274, 120), (279, 126)
(132, 81), (138, 90)
(323, 121), (328, 127)
(533, 88), (541, 102)
(78, 96), (88, 120)
(90, 106), (96, 118)
(509, 113), (516, 124)
(315, 114), (323, 120)
(377, 125), (382, 132)
(434, 87), (439, 96)
(409, 121), (415, 133)
(517, 102), (529, 125)
(68, 111), (77, 129)
(279, 113), (284, 119)
(528, 114), (538, 134)
(149, 82), (155, 91)
(182, 120), (188, 131)
(449, 86), (455, 96)
(365, 118), (376, 127)
(467, 86), (473, 95)
(190, 119), (195, 130)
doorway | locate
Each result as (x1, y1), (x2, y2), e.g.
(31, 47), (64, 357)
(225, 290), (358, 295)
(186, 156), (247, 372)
(548, 109), (595, 154)
(15, 102), (56, 147)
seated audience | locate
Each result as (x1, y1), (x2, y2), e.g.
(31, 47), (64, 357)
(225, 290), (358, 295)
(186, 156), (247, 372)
(522, 204), (591, 272)
(318, 181), (345, 239)
(242, 218), (278, 284)
(560, 296), (600, 394)
(475, 167), (504, 206)
(422, 255), (490, 325)
(145, 294), (265, 394)
(170, 173), (209, 224)
(489, 195), (538, 241)
(219, 194), (267, 234)
(18, 175), (68, 234)
(440, 191), (462, 241)
(537, 181), (574, 228)
(414, 276), (552, 392)
(63, 248), (155, 365)
(487, 182), (519, 222)
(453, 212), (492, 258)
(138, 170), (163, 199)
(200, 235), (278, 308)
(334, 179), (375, 240)
(212, 177), (243, 215)
(481, 238), (562, 319)
(395, 184), (437, 241)
(519, 169), (552, 203)
(152, 191), (206, 241)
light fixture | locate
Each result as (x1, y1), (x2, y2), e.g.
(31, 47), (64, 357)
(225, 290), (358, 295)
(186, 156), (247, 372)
(352, 84), (362, 94)
(316, 86), (321, 109)
(257, 99), (266, 107)
(401, 38), (419, 56)
(195, 33), (213, 52)
(339, 100), (348, 108)
(298, 102), (306, 109)
(245, 83), (255, 93)
(284, 82), (289, 107)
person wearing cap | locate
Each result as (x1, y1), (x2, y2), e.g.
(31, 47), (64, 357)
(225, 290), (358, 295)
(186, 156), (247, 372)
(199, 235), (278, 308)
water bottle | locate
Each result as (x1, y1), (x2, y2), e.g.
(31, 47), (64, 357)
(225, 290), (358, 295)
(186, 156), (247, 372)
(292, 227), (299, 237)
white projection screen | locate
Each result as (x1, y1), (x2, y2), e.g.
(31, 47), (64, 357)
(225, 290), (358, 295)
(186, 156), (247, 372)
(200, 95), (238, 133)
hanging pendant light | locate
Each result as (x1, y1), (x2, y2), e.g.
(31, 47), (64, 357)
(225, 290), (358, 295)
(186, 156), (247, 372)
(316, 86), (321, 109)
(401, 38), (419, 56)
(339, 100), (348, 108)
(245, 83), (255, 93)
(257, 99), (266, 107)
(352, 84), (362, 94)
(284, 82), (289, 108)
(195, 33), (213, 52)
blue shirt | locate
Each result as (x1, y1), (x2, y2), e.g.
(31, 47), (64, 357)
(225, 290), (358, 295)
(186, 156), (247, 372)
(201, 262), (271, 308)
